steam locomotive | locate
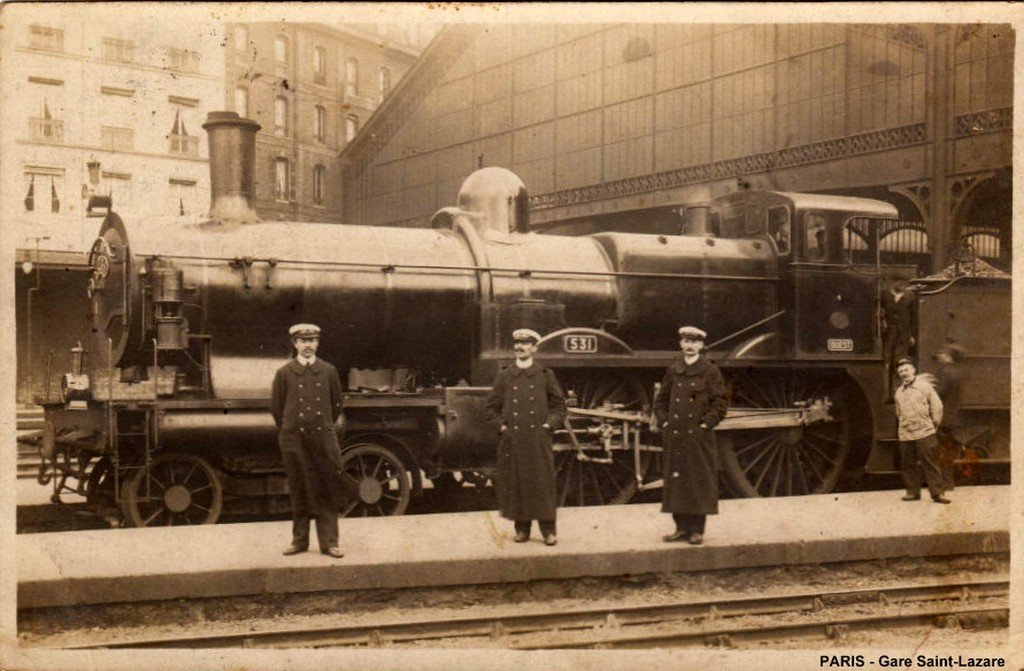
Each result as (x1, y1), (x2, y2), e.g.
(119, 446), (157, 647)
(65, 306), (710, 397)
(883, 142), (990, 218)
(36, 112), (1010, 526)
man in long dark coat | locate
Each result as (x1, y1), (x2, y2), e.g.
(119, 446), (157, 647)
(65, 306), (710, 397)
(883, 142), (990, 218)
(271, 324), (357, 558)
(486, 328), (567, 546)
(654, 325), (729, 545)
(934, 344), (967, 490)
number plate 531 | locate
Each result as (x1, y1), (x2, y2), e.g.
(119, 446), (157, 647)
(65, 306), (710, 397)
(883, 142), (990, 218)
(563, 334), (598, 353)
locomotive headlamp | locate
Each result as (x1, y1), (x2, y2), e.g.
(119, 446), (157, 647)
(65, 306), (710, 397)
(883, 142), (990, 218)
(21, 260), (33, 275)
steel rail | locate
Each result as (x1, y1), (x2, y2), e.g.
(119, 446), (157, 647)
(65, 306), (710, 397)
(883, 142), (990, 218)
(59, 579), (1008, 650)
(516, 604), (1009, 650)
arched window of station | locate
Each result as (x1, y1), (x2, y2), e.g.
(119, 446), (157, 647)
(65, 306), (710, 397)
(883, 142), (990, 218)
(953, 170), (1012, 272)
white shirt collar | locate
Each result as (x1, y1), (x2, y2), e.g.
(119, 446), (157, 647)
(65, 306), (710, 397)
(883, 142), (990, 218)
(296, 354), (317, 367)
(515, 357), (533, 369)
(683, 353), (700, 366)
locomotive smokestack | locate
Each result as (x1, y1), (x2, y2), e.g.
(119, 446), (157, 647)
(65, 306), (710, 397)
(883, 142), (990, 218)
(202, 111), (260, 225)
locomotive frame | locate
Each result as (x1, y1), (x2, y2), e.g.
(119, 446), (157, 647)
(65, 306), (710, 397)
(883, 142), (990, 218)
(34, 112), (1010, 527)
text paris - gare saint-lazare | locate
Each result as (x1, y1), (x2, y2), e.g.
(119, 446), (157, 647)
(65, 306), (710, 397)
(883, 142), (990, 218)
(820, 656), (1007, 668)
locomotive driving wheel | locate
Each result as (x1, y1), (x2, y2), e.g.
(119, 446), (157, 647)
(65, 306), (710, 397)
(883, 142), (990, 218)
(554, 373), (653, 507)
(119, 452), (224, 526)
(339, 443), (411, 517)
(719, 370), (852, 497)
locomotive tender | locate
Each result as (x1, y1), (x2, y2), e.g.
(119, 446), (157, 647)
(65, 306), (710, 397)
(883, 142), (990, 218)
(37, 112), (1010, 526)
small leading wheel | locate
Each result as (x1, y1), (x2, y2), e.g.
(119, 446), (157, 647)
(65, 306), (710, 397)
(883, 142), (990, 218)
(720, 370), (852, 497)
(555, 372), (652, 507)
(339, 443), (410, 517)
(119, 452), (223, 526)
(85, 455), (117, 508)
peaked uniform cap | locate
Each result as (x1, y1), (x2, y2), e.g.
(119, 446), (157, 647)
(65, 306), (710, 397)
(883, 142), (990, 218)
(512, 328), (542, 342)
(289, 323), (321, 338)
(677, 326), (707, 340)
(895, 357), (916, 369)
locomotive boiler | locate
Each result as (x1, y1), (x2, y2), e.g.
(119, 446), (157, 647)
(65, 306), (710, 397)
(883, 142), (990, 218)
(36, 112), (1010, 527)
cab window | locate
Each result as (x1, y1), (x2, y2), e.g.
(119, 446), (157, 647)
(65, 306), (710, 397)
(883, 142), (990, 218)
(804, 212), (828, 261)
(768, 205), (791, 255)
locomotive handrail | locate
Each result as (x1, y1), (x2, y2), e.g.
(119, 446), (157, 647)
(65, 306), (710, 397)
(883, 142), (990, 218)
(705, 310), (785, 351)
(151, 253), (778, 284)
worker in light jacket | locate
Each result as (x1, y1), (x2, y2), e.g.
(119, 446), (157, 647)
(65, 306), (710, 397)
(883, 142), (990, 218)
(654, 326), (729, 545)
(271, 324), (358, 558)
(893, 357), (949, 505)
(486, 328), (567, 546)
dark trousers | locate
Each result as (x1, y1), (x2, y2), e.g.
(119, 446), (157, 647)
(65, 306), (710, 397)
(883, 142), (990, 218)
(936, 427), (961, 491)
(293, 513), (339, 551)
(282, 449), (340, 551)
(900, 434), (944, 499)
(515, 519), (556, 537)
(672, 513), (706, 534)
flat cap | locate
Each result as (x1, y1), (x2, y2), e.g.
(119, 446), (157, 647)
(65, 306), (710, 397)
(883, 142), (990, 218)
(894, 356), (916, 369)
(512, 328), (542, 343)
(289, 323), (321, 338)
(677, 326), (707, 340)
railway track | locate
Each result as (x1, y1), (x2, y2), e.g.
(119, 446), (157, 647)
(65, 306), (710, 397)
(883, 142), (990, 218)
(60, 579), (1008, 650)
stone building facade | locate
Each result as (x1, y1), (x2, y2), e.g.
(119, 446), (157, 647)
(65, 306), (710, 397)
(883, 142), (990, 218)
(224, 22), (422, 223)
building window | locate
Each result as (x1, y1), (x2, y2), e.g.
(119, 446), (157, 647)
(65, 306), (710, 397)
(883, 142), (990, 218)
(345, 114), (359, 142)
(313, 165), (325, 206)
(168, 109), (197, 157)
(274, 35), (288, 76)
(345, 57), (359, 96)
(379, 66), (392, 98)
(234, 86), (249, 117)
(274, 96), (288, 135)
(102, 37), (135, 63)
(28, 25), (64, 52)
(101, 126), (134, 151)
(29, 100), (63, 143)
(313, 105), (326, 142)
(169, 178), (197, 216)
(274, 158), (291, 201)
(235, 25), (248, 55)
(313, 46), (326, 83)
(166, 47), (200, 74)
(23, 168), (64, 214)
(103, 172), (133, 212)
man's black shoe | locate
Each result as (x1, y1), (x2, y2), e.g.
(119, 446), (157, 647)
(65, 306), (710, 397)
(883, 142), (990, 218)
(282, 544), (308, 556)
(662, 530), (689, 543)
(322, 547), (345, 558)
(687, 532), (704, 545)
(513, 532), (530, 543)
(932, 496), (952, 505)
(901, 494), (921, 501)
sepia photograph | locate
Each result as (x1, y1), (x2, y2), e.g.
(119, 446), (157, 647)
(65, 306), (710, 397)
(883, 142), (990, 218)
(0, 3), (1020, 670)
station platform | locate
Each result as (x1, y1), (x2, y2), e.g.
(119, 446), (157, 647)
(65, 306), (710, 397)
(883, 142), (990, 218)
(17, 485), (1009, 609)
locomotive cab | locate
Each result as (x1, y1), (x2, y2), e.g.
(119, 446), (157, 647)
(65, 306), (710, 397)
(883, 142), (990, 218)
(708, 191), (901, 359)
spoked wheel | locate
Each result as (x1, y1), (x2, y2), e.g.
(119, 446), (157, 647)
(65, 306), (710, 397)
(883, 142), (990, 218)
(119, 452), (223, 526)
(339, 443), (410, 517)
(720, 370), (852, 497)
(554, 372), (653, 507)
